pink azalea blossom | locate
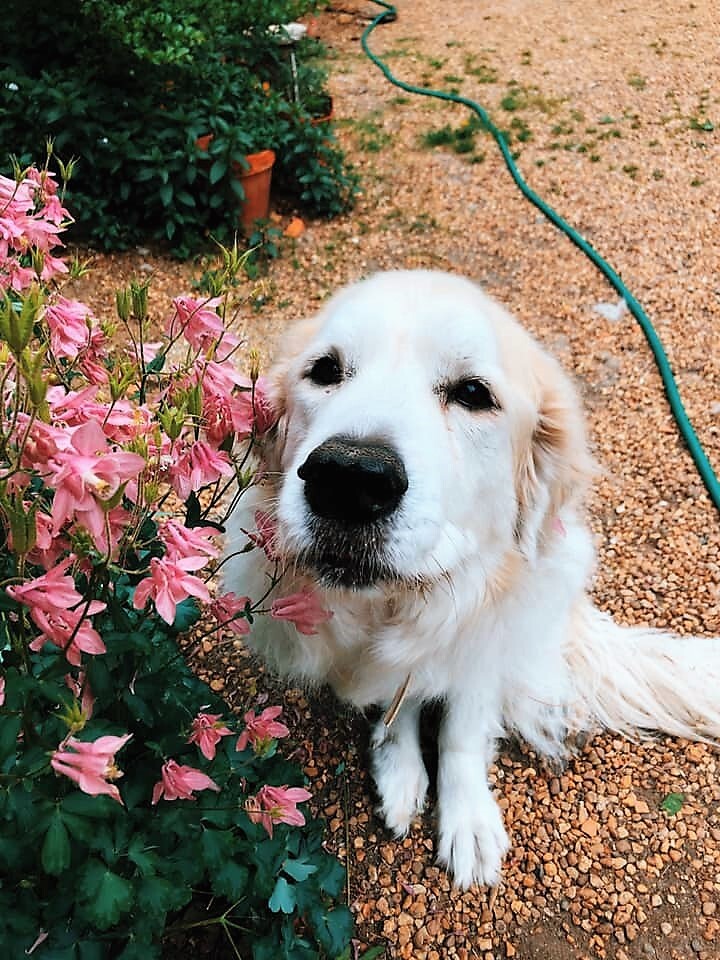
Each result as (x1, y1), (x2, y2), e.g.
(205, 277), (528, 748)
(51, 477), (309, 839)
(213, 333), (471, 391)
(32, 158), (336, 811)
(160, 519), (220, 564)
(0, 676), (5, 707)
(208, 592), (251, 636)
(47, 419), (145, 544)
(236, 706), (289, 754)
(170, 440), (234, 500)
(44, 297), (93, 359)
(270, 587), (332, 636)
(246, 784), (312, 838)
(6, 555), (84, 614)
(133, 556), (211, 625)
(188, 712), (234, 760)
(51, 733), (132, 804)
(151, 758), (220, 803)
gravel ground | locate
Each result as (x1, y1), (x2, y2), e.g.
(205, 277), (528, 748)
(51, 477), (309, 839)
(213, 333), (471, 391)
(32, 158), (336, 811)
(71, 2), (720, 957)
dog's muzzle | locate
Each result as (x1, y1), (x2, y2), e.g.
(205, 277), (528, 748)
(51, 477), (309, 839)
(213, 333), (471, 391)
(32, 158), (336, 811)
(296, 435), (408, 587)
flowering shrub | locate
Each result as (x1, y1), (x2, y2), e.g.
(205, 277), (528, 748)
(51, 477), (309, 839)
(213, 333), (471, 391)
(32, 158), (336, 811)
(0, 162), (352, 958)
(2, 0), (358, 255)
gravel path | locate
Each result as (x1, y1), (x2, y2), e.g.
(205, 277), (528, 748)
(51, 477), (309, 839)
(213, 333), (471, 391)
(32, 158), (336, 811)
(74, 2), (719, 957)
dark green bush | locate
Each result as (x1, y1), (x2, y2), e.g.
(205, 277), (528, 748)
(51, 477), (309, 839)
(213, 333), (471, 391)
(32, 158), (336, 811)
(0, 0), (358, 255)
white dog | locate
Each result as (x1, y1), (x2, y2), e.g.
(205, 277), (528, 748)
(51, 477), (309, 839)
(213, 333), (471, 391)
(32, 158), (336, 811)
(224, 270), (720, 890)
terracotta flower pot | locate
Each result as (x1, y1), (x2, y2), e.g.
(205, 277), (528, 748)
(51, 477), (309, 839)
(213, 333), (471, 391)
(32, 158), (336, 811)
(196, 138), (276, 231)
(233, 149), (276, 231)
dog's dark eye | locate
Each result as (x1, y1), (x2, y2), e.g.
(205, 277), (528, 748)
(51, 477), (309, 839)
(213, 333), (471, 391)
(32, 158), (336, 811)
(307, 353), (343, 386)
(447, 378), (498, 411)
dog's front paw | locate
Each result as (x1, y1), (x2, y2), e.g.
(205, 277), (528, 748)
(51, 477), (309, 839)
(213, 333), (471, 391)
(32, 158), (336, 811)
(371, 731), (429, 835)
(437, 790), (509, 889)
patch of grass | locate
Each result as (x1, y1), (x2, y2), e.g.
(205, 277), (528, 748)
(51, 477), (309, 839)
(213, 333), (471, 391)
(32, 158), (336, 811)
(500, 81), (563, 114)
(652, 169), (664, 180)
(347, 113), (392, 153)
(443, 74), (464, 85)
(690, 177), (704, 187)
(390, 95), (411, 106)
(520, 49), (532, 66)
(622, 164), (639, 178)
(409, 213), (438, 233)
(427, 57), (445, 70)
(628, 73), (647, 90)
(419, 116), (487, 160)
(510, 116), (532, 142)
(689, 117), (715, 131)
(463, 54), (498, 83)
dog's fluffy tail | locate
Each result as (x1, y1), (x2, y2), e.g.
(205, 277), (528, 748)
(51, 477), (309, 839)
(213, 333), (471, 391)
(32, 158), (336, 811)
(566, 601), (720, 744)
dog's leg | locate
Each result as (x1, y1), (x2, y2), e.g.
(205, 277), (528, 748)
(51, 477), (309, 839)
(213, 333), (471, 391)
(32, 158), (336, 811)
(436, 695), (509, 889)
(370, 699), (428, 836)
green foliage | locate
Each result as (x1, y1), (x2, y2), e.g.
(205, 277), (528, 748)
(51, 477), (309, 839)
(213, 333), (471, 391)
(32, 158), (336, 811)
(0, 0), (357, 256)
(660, 792), (685, 815)
(0, 580), (353, 957)
(420, 115), (487, 161)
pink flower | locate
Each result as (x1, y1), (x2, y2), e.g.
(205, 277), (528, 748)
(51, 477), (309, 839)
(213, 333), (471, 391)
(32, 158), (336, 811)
(151, 759), (220, 803)
(248, 510), (279, 561)
(65, 671), (95, 720)
(169, 296), (241, 359)
(170, 440), (234, 500)
(231, 377), (277, 439)
(270, 587), (332, 636)
(6, 556), (83, 614)
(246, 784), (312, 838)
(44, 297), (93, 359)
(47, 419), (145, 546)
(188, 712), (234, 761)
(160, 519), (220, 564)
(236, 706), (289, 754)
(133, 556), (211, 625)
(0, 676), (5, 707)
(51, 733), (132, 804)
(208, 592), (251, 636)
(29, 602), (107, 666)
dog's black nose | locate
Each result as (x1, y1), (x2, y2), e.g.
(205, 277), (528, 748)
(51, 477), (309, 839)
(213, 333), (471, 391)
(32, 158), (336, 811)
(298, 436), (408, 526)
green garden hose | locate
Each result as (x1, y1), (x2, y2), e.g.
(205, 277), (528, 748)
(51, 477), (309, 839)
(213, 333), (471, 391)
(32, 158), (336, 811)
(361, 0), (720, 515)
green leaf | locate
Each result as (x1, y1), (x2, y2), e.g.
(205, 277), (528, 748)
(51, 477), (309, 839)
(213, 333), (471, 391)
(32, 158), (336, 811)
(209, 159), (227, 184)
(201, 827), (235, 869)
(42, 809), (71, 876)
(79, 859), (134, 930)
(661, 792), (684, 815)
(172, 597), (201, 632)
(137, 875), (188, 917)
(0, 714), (22, 765)
(282, 857), (318, 882)
(268, 876), (296, 914)
(212, 860), (249, 900)
(310, 905), (354, 956)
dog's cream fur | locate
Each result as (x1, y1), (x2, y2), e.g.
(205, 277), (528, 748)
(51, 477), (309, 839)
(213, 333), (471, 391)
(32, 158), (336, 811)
(224, 270), (720, 889)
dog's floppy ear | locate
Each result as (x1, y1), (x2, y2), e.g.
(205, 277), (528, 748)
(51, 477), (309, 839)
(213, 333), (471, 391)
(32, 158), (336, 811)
(512, 346), (594, 562)
(258, 315), (322, 472)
